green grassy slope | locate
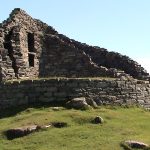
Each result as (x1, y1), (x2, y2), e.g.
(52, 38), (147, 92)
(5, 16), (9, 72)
(0, 106), (150, 150)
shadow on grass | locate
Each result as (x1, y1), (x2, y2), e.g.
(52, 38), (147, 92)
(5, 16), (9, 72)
(0, 101), (67, 119)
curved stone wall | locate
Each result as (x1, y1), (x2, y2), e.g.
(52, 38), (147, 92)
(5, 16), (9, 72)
(0, 8), (115, 80)
(0, 8), (149, 81)
(57, 34), (149, 80)
(0, 78), (150, 109)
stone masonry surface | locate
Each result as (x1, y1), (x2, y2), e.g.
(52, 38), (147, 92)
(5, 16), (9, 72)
(0, 9), (150, 109)
(0, 8), (149, 81)
(0, 78), (150, 109)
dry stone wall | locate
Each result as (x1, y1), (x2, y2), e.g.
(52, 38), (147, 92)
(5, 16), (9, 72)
(0, 8), (149, 81)
(58, 34), (150, 80)
(0, 8), (57, 80)
(0, 78), (150, 109)
(40, 35), (115, 77)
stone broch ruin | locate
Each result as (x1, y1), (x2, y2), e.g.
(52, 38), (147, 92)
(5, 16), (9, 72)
(0, 8), (149, 80)
(0, 8), (150, 109)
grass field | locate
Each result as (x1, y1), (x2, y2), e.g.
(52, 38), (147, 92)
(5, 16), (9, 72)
(0, 106), (150, 150)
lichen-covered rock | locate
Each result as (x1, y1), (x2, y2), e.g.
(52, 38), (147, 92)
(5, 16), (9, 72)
(5, 125), (38, 139)
(5, 123), (53, 139)
(86, 98), (98, 108)
(66, 97), (90, 110)
(124, 140), (149, 149)
(92, 116), (104, 124)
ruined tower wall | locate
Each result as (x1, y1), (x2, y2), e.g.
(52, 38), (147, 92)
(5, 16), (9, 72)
(57, 34), (149, 80)
(0, 26), (16, 80)
(0, 8), (117, 80)
(0, 8), (56, 80)
(0, 8), (149, 81)
(39, 34), (115, 78)
(83, 47), (149, 80)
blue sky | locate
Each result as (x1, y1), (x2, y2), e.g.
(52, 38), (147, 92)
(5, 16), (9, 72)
(0, 0), (150, 73)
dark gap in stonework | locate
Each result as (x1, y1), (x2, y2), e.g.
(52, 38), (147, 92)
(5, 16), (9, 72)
(29, 53), (35, 67)
(28, 33), (35, 67)
(3, 30), (18, 77)
(28, 33), (34, 52)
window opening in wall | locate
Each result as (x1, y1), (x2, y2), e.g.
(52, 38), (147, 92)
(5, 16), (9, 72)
(28, 53), (35, 67)
(3, 30), (18, 77)
(28, 33), (34, 52)
(27, 32), (35, 67)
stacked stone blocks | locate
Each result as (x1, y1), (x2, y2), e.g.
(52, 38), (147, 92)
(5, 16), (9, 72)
(0, 78), (149, 109)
